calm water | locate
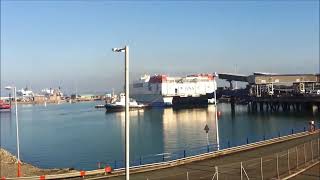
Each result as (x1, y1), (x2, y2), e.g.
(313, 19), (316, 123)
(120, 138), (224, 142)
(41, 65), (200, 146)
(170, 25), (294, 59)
(1, 102), (319, 170)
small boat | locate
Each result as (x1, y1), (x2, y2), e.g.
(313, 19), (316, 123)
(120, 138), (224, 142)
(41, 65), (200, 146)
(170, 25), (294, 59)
(0, 100), (11, 110)
(105, 93), (145, 112)
(95, 104), (105, 108)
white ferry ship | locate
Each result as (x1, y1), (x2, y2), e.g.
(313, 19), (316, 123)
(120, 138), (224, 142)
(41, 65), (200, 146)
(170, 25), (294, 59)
(130, 73), (217, 107)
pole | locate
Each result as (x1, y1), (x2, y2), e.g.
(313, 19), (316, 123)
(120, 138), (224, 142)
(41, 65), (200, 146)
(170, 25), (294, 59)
(276, 153), (279, 179)
(14, 87), (21, 177)
(240, 162), (243, 180)
(214, 82), (220, 150)
(125, 46), (130, 180)
(207, 133), (209, 146)
(288, 149), (290, 174)
(260, 157), (263, 180)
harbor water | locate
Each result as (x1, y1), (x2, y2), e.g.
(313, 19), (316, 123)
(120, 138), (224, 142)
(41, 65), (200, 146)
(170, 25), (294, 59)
(0, 102), (319, 170)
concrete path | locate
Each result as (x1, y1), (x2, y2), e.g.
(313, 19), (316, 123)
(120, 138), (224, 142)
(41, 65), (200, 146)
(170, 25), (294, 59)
(290, 163), (320, 180)
(88, 131), (319, 180)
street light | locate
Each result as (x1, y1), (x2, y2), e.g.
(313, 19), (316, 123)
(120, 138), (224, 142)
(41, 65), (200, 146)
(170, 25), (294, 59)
(112, 46), (130, 180)
(5, 86), (21, 177)
(213, 73), (220, 150)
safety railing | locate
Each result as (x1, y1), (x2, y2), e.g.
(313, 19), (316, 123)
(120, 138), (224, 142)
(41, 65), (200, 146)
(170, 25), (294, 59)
(144, 137), (320, 180)
(97, 125), (318, 170)
(3, 129), (318, 179)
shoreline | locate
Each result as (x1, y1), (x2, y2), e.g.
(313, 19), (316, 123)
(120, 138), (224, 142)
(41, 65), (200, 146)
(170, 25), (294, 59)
(0, 148), (76, 178)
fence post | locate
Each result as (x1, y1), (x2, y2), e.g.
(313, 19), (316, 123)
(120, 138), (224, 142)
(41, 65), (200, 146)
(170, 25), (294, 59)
(263, 135), (265, 140)
(260, 157), (263, 180)
(292, 128), (294, 134)
(296, 146), (298, 169)
(184, 150), (186, 158)
(228, 141), (230, 148)
(215, 166), (219, 180)
(278, 131), (280, 137)
(311, 140), (314, 162)
(140, 156), (142, 165)
(276, 153), (279, 179)
(162, 154), (165, 162)
(288, 149), (291, 174)
(246, 137), (249, 144)
(241, 162), (243, 180)
(304, 143), (306, 164)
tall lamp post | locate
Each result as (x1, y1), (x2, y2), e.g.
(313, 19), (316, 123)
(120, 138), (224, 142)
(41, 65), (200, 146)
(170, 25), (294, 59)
(112, 46), (130, 180)
(213, 73), (220, 150)
(5, 86), (21, 177)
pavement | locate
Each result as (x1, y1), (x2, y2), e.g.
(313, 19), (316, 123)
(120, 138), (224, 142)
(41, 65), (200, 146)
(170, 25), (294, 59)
(87, 131), (320, 180)
(290, 163), (320, 180)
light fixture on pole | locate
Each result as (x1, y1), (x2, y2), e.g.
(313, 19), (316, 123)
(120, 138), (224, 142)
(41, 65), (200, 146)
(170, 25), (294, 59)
(5, 86), (21, 177)
(112, 46), (130, 180)
(213, 73), (220, 150)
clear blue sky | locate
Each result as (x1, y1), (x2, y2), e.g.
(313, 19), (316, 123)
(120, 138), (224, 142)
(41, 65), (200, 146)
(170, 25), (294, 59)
(1, 1), (319, 94)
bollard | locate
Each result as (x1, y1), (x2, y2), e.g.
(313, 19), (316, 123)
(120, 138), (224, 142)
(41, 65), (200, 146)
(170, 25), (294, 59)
(140, 156), (142, 165)
(184, 150), (186, 158)
(263, 135), (265, 140)
(278, 131), (280, 137)
(246, 137), (249, 144)
(162, 154), (165, 162)
(17, 161), (21, 177)
(105, 166), (112, 174)
(98, 162), (101, 169)
(228, 141), (230, 148)
(304, 127), (306, 131)
(80, 171), (86, 178)
(292, 129), (294, 134)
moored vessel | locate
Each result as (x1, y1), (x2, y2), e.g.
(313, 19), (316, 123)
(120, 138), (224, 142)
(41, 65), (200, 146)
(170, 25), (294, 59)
(0, 100), (11, 110)
(130, 73), (217, 107)
(105, 93), (146, 112)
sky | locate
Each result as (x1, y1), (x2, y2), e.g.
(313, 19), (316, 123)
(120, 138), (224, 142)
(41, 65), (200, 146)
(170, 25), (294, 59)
(1, 1), (319, 95)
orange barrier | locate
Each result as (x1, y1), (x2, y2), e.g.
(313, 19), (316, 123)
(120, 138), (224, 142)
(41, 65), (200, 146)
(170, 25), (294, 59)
(80, 171), (86, 177)
(17, 161), (21, 177)
(39, 175), (45, 180)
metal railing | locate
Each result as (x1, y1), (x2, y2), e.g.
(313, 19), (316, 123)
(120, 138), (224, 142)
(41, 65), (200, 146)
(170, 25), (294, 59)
(97, 125), (318, 170)
(143, 138), (320, 180)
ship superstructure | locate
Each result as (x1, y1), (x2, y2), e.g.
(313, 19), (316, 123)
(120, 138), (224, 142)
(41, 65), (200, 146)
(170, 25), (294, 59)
(130, 73), (217, 106)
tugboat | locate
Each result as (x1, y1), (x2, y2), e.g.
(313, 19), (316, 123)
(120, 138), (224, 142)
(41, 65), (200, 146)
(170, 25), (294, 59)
(0, 100), (11, 110)
(105, 93), (146, 112)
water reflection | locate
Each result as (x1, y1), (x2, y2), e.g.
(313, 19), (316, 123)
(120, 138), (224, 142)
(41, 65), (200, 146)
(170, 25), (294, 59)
(0, 102), (318, 170)
(162, 105), (218, 152)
